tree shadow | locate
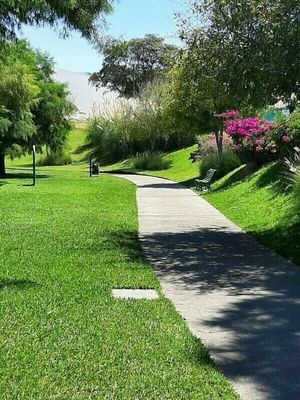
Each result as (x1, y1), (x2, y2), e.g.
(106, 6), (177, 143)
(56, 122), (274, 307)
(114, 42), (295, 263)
(0, 171), (50, 187)
(1, 171), (49, 180)
(105, 169), (137, 175)
(137, 227), (300, 399)
(82, 229), (147, 264)
(250, 220), (300, 266)
(140, 182), (190, 190)
(213, 163), (258, 192)
(0, 279), (38, 291)
(254, 161), (286, 196)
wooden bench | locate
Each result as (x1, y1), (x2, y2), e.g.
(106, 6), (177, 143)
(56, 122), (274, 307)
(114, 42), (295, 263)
(195, 169), (218, 191)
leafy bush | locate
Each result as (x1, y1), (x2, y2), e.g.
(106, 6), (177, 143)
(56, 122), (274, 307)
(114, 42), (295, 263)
(284, 147), (300, 218)
(294, 170), (300, 211)
(268, 113), (300, 157)
(80, 80), (195, 166)
(284, 146), (300, 187)
(225, 116), (275, 164)
(224, 111), (300, 164)
(37, 150), (72, 166)
(133, 152), (171, 170)
(197, 133), (233, 157)
(200, 149), (242, 179)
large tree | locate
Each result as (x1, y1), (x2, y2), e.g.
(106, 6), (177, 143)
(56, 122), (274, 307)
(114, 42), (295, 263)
(90, 34), (177, 97)
(0, 0), (113, 40)
(32, 51), (76, 154)
(174, 0), (300, 150)
(0, 42), (39, 176)
(180, 0), (300, 108)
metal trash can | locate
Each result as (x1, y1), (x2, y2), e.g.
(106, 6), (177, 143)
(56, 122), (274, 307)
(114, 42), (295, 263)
(92, 163), (100, 175)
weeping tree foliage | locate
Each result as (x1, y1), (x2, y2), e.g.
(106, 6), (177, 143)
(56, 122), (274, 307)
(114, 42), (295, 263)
(90, 34), (177, 97)
(0, 42), (39, 176)
(0, 41), (75, 176)
(0, 0), (113, 40)
(32, 51), (76, 154)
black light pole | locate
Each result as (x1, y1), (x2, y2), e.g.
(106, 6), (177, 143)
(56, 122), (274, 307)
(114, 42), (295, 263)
(89, 156), (92, 177)
(32, 144), (36, 186)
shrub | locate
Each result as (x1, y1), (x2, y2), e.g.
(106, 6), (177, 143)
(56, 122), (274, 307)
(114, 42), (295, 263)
(294, 169), (300, 207)
(79, 80), (196, 166)
(200, 148), (242, 179)
(197, 133), (233, 157)
(37, 150), (72, 166)
(284, 147), (300, 189)
(133, 152), (171, 170)
(284, 147), (300, 218)
(225, 116), (274, 164)
(269, 113), (300, 157)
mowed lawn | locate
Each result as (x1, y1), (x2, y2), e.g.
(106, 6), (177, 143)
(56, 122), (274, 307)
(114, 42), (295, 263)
(0, 167), (237, 399)
(104, 145), (199, 186)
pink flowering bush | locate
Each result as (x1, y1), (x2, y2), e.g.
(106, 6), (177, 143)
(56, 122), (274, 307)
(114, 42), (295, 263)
(226, 117), (272, 139)
(217, 109), (240, 121)
(225, 116), (276, 164)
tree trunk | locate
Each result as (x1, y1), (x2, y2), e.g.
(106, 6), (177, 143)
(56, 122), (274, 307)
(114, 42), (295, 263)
(0, 153), (6, 177)
(215, 127), (224, 157)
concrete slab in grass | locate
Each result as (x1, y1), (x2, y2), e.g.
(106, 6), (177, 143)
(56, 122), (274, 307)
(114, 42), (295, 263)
(112, 289), (159, 300)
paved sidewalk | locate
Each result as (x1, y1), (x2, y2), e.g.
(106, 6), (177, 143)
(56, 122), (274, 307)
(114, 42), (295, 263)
(114, 174), (300, 400)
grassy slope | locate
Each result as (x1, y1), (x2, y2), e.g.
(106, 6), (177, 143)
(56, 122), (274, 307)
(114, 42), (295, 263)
(106, 146), (299, 266)
(7, 124), (87, 169)
(205, 163), (300, 265)
(104, 145), (199, 186)
(0, 166), (237, 399)
(66, 124), (88, 163)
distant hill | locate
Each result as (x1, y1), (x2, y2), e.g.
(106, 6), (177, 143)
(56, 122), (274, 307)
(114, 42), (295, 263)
(54, 68), (117, 120)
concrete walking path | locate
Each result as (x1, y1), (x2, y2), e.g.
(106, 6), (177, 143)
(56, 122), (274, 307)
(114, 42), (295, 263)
(114, 174), (300, 400)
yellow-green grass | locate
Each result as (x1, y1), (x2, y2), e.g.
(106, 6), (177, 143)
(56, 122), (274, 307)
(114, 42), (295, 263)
(0, 166), (237, 399)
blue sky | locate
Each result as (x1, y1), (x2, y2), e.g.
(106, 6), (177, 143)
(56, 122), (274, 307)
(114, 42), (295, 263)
(20, 0), (186, 73)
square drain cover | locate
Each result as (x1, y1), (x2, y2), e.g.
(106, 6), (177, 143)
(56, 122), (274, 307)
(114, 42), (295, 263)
(112, 289), (159, 300)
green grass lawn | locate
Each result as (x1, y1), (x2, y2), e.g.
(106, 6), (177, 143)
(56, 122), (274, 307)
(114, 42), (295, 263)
(0, 166), (237, 399)
(7, 123), (87, 169)
(204, 162), (300, 266)
(66, 123), (88, 163)
(104, 145), (199, 186)
(105, 145), (299, 266)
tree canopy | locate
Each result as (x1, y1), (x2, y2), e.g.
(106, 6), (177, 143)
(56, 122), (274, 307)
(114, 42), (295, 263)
(0, 0), (113, 39)
(178, 0), (300, 114)
(90, 34), (177, 97)
(0, 41), (75, 176)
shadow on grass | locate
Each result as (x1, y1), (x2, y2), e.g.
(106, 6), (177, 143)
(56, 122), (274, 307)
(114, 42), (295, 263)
(0, 171), (50, 187)
(105, 168), (137, 175)
(212, 164), (258, 192)
(0, 279), (38, 291)
(250, 220), (300, 265)
(96, 230), (147, 264)
(139, 226), (300, 399)
(1, 171), (49, 179)
(254, 161), (286, 195)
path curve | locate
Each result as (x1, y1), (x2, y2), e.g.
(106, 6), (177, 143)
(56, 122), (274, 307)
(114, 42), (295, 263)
(114, 173), (300, 400)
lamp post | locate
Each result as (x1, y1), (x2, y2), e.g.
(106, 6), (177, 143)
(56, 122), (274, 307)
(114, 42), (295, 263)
(32, 144), (36, 186)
